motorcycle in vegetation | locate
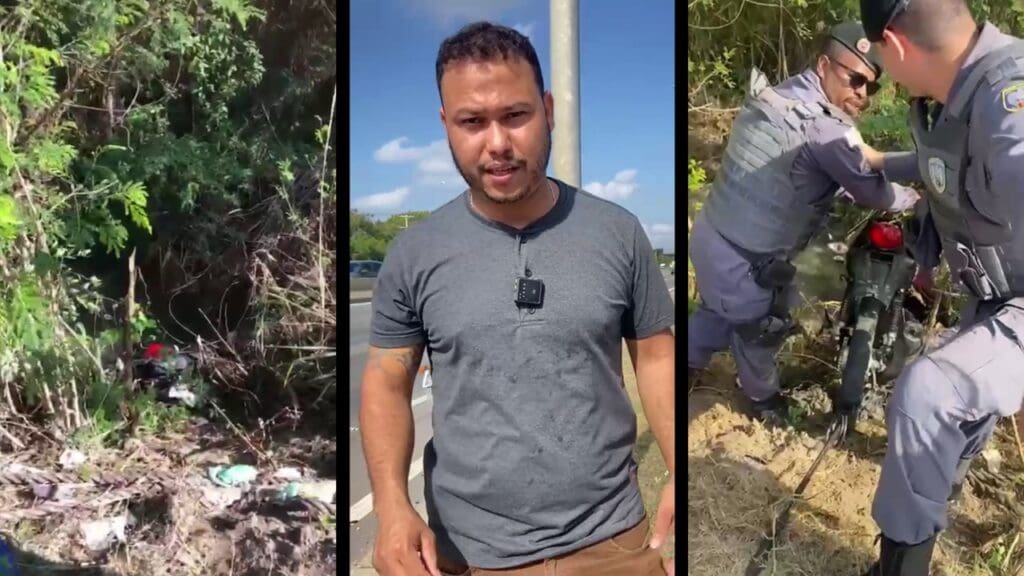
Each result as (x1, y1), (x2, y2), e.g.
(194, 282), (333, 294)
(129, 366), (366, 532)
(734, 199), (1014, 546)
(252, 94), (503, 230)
(827, 216), (929, 431)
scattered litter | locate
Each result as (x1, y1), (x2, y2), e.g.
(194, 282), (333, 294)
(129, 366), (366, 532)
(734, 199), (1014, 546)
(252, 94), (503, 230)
(59, 449), (86, 469)
(79, 514), (131, 552)
(827, 241), (849, 255)
(0, 537), (17, 576)
(208, 464), (259, 487)
(166, 384), (197, 407)
(982, 448), (1003, 474)
(201, 486), (244, 510)
(31, 483), (75, 501)
(278, 480), (335, 505)
(6, 463), (46, 475)
(274, 467), (303, 481)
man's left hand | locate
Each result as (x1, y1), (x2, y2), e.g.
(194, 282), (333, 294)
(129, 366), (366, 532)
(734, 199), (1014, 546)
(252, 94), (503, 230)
(649, 477), (675, 576)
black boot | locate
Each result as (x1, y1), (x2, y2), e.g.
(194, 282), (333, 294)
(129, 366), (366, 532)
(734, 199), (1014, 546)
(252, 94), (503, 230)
(750, 393), (789, 427)
(863, 533), (937, 576)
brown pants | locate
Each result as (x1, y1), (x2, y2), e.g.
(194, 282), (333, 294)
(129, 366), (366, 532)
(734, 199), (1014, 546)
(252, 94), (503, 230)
(437, 519), (667, 576)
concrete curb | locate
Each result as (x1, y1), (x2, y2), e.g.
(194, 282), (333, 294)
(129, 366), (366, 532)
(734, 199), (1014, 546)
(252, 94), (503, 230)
(350, 290), (374, 304)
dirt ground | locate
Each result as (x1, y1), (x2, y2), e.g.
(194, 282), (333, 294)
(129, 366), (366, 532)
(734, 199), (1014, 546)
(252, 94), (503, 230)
(0, 419), (337, 576)
(687, 348), (1024, 576)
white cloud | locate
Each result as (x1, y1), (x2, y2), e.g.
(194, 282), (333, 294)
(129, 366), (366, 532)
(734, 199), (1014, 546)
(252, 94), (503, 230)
(585, 169), (639, 201)
(353, 187), (411, 211)
(373, 137), (424, 163)
(418, 155), (457, 174)
(643, 222), (676, 252)
(513, 22), (535, 39)
(407, 0), (526, 26)
(375, 137), (462, 189)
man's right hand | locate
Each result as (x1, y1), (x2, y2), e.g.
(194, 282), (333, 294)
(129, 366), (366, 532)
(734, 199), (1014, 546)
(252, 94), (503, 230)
(373, 507), (443, 576)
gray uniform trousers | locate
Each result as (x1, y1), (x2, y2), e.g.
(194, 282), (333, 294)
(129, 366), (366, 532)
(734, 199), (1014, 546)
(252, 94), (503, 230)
(687, 211), (799, 402)
(873, 297), (1024, 545)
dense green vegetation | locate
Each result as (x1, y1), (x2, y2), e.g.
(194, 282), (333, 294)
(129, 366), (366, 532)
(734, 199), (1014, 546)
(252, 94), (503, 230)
(688, 0), (1024, 148)
(349, 210), (431, 262)
(0, 0), (337, 443)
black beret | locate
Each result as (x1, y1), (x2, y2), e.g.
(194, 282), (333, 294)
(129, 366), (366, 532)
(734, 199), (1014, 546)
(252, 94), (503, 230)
(861, 0), (912, 42)
(829, 21), (883, 78)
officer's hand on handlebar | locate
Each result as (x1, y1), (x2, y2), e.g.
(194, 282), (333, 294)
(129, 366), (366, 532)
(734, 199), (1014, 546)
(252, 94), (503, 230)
(888, 184), (920, 213)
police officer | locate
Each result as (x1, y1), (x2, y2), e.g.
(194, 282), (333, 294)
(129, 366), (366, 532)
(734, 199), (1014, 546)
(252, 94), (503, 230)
(687, 21), (919, 426)
(857, 1), (1024, 574)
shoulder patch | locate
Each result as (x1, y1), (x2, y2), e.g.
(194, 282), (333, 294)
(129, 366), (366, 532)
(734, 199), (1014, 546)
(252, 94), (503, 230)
(1001, 82), (1024, 112)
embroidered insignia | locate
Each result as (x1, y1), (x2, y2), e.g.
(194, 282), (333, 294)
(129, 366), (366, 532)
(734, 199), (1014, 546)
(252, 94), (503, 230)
(856, 38), (870, 54)
(928, 157), (946, 194)
(1001, 82), (1024, 112)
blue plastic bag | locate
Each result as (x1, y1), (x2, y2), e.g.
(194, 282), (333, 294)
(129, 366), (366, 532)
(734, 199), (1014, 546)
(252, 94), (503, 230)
(0, 537), (19, 576)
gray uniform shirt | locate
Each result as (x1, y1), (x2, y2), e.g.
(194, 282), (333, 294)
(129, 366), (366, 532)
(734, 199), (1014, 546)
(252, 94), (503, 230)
(777, 68), (911, 211)
(882, 23), (1024, 279)
(370, 179), (675, 568)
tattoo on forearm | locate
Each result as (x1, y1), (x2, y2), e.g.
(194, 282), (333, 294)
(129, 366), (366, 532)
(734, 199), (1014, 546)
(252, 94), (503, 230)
(366, 345), (423, 380)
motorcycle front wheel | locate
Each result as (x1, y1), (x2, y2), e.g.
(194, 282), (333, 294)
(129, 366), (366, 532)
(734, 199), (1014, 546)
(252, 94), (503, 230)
(837, 297), (885, 412)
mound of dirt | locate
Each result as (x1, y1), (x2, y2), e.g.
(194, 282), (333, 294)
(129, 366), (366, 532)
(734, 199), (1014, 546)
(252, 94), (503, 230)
(688, 403), (881, 575)
(688, 374), (1009, 576)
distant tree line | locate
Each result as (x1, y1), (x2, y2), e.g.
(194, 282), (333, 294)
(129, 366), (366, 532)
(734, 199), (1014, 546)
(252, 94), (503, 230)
(350, 210), (431, 261)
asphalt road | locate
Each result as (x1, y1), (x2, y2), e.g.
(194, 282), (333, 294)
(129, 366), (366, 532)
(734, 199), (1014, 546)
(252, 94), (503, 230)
(348, 301), (434, 565)
(347, 268), (675, 568)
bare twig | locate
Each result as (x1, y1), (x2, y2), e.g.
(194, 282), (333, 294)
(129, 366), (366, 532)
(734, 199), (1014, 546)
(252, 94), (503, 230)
(122, 247), (137, 390)
(1012, 414), (1024, 469)
(687, 104), (740, 114)
(316, 83), (336, 340)
(207, 399), (271, 464)
(0, 421), (25, 450)
(1005, 532), (1020, 572)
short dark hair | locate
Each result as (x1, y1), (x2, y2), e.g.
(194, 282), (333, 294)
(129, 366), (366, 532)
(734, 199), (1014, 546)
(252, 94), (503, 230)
(890, 0), (973, 51)
(435, 22), (545, 101)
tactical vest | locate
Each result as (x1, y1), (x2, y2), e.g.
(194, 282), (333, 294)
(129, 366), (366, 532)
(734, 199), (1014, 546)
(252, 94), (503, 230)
(704, 68), (855, 259)
(910, 40), (1024, 301)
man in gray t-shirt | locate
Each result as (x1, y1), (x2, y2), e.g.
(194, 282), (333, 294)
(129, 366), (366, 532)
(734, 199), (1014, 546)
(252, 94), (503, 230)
(360, 21), (676, 576)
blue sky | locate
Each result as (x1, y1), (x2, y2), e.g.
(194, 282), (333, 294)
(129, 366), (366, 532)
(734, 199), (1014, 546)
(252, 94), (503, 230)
(349, 0), (676, 251)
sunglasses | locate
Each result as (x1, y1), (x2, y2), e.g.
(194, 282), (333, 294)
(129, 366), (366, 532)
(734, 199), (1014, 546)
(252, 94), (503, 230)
(830, 59), (881, 96)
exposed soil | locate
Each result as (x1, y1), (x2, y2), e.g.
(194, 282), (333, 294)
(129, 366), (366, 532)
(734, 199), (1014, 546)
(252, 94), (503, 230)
(688, 349), (1023, 576)
(0, 419), (337, 576)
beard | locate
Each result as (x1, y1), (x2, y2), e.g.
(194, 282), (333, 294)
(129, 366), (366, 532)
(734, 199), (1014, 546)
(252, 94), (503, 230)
(450, 130), (552, 205)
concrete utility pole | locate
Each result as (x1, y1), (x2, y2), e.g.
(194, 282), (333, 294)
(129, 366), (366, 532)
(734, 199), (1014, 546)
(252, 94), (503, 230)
(550, 0), (581, 188)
